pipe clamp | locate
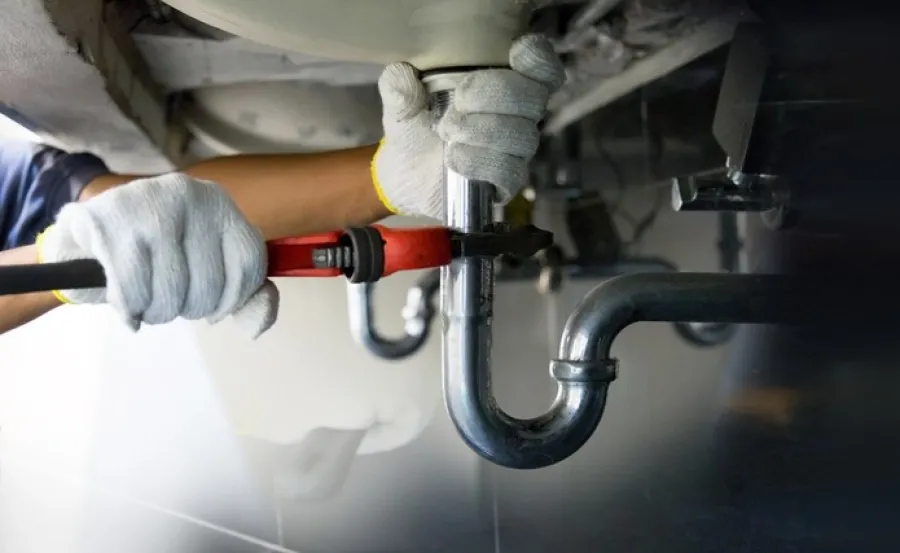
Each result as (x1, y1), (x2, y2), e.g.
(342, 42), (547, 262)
(550, 359), (618, 383)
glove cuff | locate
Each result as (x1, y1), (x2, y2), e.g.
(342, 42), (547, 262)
(371, 138), (400, 215)
(35, 225), (74, 305)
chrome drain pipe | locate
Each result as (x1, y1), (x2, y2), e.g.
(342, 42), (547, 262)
(428, 73), (613, 469)
(426, 72), (859, 469)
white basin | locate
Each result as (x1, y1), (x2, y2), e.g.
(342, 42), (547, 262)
(163, 0), (534, 70)
(186, 81), (383, 155)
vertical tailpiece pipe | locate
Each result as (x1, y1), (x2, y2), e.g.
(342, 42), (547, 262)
(429, 71), (609, 469)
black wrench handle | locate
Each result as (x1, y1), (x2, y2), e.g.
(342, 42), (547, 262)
(0, 259), (106, 296)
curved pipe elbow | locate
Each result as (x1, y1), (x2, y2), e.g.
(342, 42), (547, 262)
(445, 361), (614, 469)
(347, 270), (440, 361)
(447, 271), (809, 469)
(443, 281), (619, 468)
(554, 272), (801, 364)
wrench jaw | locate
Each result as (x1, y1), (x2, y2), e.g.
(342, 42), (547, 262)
(450, 224), (555, 260)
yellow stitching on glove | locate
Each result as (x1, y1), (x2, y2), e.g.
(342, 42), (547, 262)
(370, 138), (399, 215)
(35, 226), (74, 305)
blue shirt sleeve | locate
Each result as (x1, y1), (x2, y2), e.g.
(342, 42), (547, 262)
(0, 140), (110, 250)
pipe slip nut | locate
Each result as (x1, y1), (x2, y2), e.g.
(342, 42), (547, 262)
(550, 359), (618, 383)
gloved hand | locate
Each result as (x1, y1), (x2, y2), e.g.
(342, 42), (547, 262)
(372, 34), (566, 220)
(36, 173), (279, 338)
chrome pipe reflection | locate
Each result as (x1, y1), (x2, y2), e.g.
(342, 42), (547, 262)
(433, 75), (609, 469)
(432, 76), (610, 469)
(346, 269), (440, 361)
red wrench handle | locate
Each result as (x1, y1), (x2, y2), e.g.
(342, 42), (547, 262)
(377, 225), (453, 277)
(266, 231), (343, 278)
(267, 226), (454, 280)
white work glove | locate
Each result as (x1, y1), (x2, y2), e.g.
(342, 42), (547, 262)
(36, 173), (279, 338)
(372, 34), (566, 220)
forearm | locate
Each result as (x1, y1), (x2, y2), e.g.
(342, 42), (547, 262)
(82, 144), (390, 240)
(0, 245), (60, 334)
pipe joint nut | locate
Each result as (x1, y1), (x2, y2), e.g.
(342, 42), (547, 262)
(551, 359), (618, 383)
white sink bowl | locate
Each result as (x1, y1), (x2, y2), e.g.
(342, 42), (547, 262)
(163, 0), (533, 70)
